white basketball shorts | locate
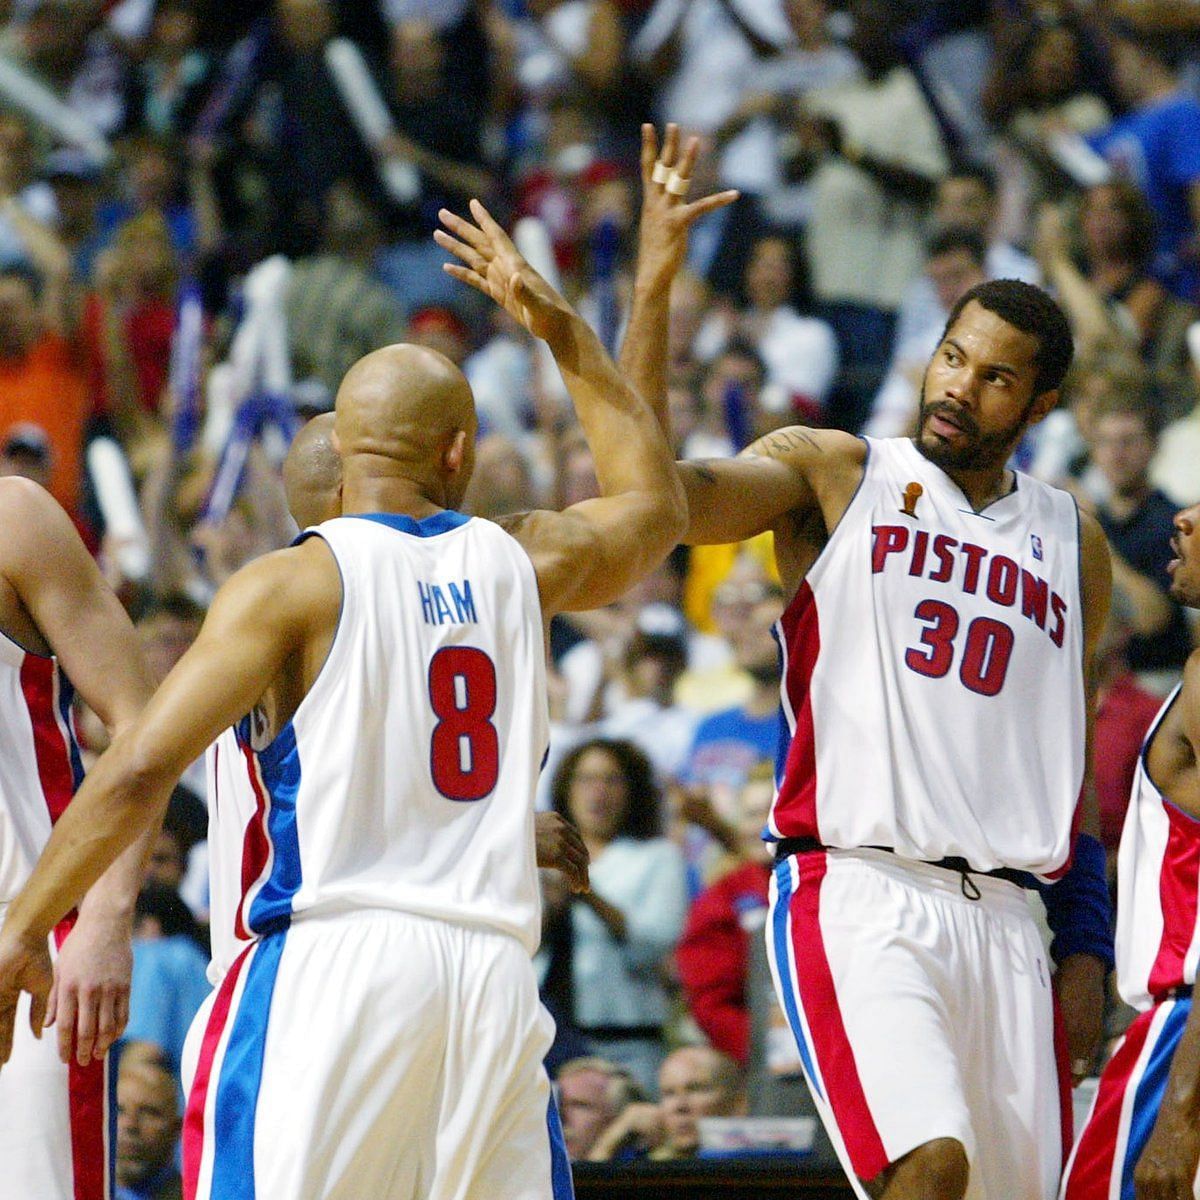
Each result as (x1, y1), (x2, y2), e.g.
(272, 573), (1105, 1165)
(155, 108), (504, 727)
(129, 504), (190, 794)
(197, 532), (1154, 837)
(180, 909), (573, 1200)
(0, 913), (111, 1200)
(766, 847), (1068, 1199)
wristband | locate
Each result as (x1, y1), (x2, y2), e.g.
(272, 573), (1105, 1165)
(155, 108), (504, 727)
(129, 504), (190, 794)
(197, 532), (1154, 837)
(1039, 833), (1114, 971)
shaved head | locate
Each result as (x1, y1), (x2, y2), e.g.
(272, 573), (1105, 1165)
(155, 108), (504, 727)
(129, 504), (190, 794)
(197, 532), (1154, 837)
(335, 344), (475, 474)
(283, 413), (340, 529)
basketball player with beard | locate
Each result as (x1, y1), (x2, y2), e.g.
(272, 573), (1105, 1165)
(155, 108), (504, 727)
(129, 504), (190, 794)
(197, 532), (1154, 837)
(625, 143), (1112, 1200)
(674, 282), (1111, 1200)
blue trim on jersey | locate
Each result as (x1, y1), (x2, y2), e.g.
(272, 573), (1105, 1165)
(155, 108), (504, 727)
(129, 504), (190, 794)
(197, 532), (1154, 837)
(546, 1092), (575, 1199)
(210, 934), (287, 1200)
(347, 510), (471, 537)
(1120, 997), (1190, 1200)
(57, 674), (84, 790)
(247, 722), (304, 934)
(771, 858), (823, 1100)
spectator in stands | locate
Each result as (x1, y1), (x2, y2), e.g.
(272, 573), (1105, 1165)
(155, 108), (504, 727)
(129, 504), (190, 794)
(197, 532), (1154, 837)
(725, 234), (837, 422)
(14, 0), (129, 136)
(1037, 183), (1197, 420)
(683, 577), (783, 821)
(0, 421), (52, 490)
(677, 765), (774, 1064)
(1091, 23), (1200, 302)
(594, 604), (700, 782)
(1093, 595), (1165, 865)
(286, 181), (407, 394)
(588, 1044), (745, 1161)
(115, 1048), (183, 1200)
(0, 262), (89, 512)
(557, 1056), (643, 1161)
(125, 881), (210, 1079)
(1092, 393), (1195, 691)
(865, 226), (988, 437)
(932, 163), (1038, 284)
(981, 14), (1110, 222)
(122, 0), (213, 141)
(713, 0), (860, 206)
(800, 0), (948, 431)
(551, 737), (689, 1094)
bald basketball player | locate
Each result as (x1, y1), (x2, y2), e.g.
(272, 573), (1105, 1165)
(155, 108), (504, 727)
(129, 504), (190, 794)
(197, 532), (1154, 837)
(0, 478), (155, 1200)
(0, 200), (686, 1199)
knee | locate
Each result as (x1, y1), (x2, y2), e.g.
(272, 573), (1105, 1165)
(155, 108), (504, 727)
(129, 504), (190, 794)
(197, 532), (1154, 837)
(870, 1137), (969, 1200)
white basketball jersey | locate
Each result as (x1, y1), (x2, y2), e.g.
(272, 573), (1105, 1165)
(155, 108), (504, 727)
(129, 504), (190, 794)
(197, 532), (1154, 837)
(772, 437), (1085, 876)
(205, 510), (549, 972)
(0, 632), (84, 905)
(1115, 686), (1200, 1010)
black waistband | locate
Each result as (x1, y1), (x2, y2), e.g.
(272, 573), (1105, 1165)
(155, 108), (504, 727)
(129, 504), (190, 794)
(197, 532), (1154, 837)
(772, 837), (1035, 897)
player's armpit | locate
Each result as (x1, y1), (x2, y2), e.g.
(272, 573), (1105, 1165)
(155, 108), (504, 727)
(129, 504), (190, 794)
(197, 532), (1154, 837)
(680, 427), (864, 547)
(1178, 648), (1200, 768)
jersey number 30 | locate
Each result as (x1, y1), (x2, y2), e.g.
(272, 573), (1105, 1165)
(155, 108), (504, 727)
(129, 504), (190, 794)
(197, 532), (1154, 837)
(428, 646), (500, 801)
(905, 599), (1014, 697)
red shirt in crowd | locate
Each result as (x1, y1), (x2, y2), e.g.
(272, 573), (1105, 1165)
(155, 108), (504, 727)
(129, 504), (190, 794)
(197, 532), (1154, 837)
(676, 860), (770, 1066)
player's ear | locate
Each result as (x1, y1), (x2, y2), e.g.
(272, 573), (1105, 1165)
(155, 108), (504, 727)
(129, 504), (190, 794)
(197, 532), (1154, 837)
(443, 429), (469, 477)
(1027, 387), (1059, 428)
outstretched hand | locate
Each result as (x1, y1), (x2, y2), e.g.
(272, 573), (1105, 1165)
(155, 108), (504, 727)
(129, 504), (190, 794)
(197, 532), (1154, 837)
(634, 123), (739, 290)
(436, 200), (571, 347)
(0, 928), (52, 1070)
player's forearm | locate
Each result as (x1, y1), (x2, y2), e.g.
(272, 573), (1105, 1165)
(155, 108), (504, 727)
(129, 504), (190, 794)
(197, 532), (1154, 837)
(618, 275), (672, 441)
(3, 738), (173, 944)
(78, 822), (158, 926)
(550, 308), (685, 517)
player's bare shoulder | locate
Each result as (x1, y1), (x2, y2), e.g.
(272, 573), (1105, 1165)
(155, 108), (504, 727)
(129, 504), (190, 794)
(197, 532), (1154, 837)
(742, 424), (866, 473)
(211, 536), (342, 642)
(0, 476), (76, 565)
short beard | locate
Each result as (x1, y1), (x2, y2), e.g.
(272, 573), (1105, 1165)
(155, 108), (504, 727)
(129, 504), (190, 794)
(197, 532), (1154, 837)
(915, 385), (1039, 473)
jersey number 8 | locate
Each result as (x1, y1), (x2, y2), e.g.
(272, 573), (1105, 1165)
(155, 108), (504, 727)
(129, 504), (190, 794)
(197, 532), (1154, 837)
(428, 646), (500, 801)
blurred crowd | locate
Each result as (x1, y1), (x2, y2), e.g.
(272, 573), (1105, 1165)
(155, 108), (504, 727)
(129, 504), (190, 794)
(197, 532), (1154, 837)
(0, 0), (1198, 1185)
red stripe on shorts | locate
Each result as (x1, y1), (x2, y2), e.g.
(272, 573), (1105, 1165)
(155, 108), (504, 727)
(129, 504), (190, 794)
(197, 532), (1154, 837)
(774, 581), (822, 839)
(789, 853), (889, 1181)
(183, 944), (253, 1200)
(20, 655), (75, 825)
(1060, 1007), (1154, 1199)
(53, 915), (109, 1200)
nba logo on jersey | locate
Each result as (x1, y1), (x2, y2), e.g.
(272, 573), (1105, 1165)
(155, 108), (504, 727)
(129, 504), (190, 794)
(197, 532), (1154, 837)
(1030, 534), (1043, 561)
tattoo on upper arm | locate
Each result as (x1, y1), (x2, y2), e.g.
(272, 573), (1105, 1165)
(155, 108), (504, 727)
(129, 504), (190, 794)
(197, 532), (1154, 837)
(689, 461), (720, 485)
(745, 428), (823, 459)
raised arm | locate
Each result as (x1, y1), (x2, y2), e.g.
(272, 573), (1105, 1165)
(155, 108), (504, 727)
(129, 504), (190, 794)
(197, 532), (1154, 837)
(436, 199), (686, 615)
(618, 123), (738, 435)
(0, 539), (337, 1065)
(615, 126), (863, 550)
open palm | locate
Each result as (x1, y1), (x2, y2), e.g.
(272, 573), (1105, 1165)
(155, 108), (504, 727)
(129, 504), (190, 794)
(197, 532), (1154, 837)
(436, 200), (569, 345)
